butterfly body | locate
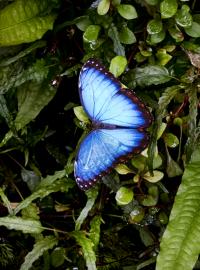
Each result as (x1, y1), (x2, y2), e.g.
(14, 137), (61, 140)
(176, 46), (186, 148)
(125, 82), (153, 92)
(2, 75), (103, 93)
(75, 59), (152, 190)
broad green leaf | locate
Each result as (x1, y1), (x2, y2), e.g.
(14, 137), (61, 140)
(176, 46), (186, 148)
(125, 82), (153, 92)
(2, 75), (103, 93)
(147, 19), (163, 34)
(71, 231), (96, 270)
(74, 106), (89, 123)
(115, 187), (134, 205)
(89, 215), (102, 251)
(118, 26), (136, 44)
(83, 25), (101, 42)
(14, 177), (74, 215)
(108, 23), (125, 56)
(175, 5), (192, 27)
(75, 188), (99, 231)
(131, 155), (146, 171)
(0, 0), (56, 46)
(117, 4), (137, 20)
(109, 55), (127, 77)
(156, 147), (200, 270)
(15, 81), (56, 130)
(0, 216), (43, 234)
(160, 0), (178, 19)
(185, 21), (200, 37)
(97, 0), (110, 15)
(20, 236), (58, 270)
(127, 65), (171, 87)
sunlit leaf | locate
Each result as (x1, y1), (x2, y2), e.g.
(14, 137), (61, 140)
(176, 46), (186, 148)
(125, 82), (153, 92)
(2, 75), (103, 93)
(117, 4), (137, 20)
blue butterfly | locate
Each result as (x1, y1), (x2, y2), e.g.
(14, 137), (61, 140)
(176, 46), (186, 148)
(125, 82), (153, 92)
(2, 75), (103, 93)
(74, 59), (152, 190)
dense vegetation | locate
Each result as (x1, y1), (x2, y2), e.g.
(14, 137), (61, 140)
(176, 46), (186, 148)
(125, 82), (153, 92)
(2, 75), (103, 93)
(0, 0), (200, 269)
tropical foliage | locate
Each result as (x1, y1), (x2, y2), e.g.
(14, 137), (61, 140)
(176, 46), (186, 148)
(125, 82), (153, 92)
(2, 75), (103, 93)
(0, 0), (200, 269)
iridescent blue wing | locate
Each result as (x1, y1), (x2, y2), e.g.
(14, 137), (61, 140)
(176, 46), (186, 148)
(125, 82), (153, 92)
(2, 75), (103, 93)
(79, 59), (152, 128)
(74, 128), (149, 190)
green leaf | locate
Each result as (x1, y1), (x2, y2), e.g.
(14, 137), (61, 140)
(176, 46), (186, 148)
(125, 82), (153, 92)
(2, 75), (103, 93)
(175, 5), (192, 28)
(89, 215), (102, 251)
(148, 29), (166, 44)
(50, 247), (66, 268)
(83, 25), (101, 42)
(74, 106), (89, 123)
(156, 49), (172, 66)
(75, 188), (99, 231)
(0, 0), (56, 46)
(185, 86), (199, 162)
(140, 186), (159, 206)
(168, 24), (184, 42)
(160, 0), (178, 19)
(20, 236), (58, 270)
(71, 231), (97, 270)
(0, 94), (13, 128)
(75, 16), (92, 31)
(185, 21), (200, 37)
(14, 173), (73, 215)
(145, 0), (159, 4)
(108, 23), (125, 56)
(129, 206), (145, 223)
(147, 19), (163, 34)
(15, 81), (56, 130)
(164, 133), (179, 148)
(0, 40), (46, 67)
(143, 170), (164, 183)
(117, 4), (137, 20)
(115, 164), (133, 174)
(156, 147), (200, 270)
(109, 55), (127, 77)
(115, 187), (134, 205)
(166, 152), (183, 177)
(0, 216), (43, 234)
(97, 0), (110, 16)
(127, 65), (171, 87)
(118, 26), (136, 44)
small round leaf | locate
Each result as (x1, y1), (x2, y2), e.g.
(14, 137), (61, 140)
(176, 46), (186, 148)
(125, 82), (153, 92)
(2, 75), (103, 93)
(83, 25), (101, 42)
(73, 106), (89, 123)
(97, 0), (110, 16)
(147, 19), (163, 34)
(117, 4), (138, 20)
(115, 187), (134, 205)
(185, 21), (200, 37)
(109, 56), (127, 77)
(119, 26), (136, 44)
(160, 0), (178, 19)
(164, 133), (179, 148)
(115, 164), (133, 174)
(143, 170), (164, 183)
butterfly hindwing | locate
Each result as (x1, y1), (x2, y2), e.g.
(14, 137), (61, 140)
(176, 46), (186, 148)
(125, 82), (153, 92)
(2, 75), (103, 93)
(79, 59), (152, 128)
(74, 128), (149, 190)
